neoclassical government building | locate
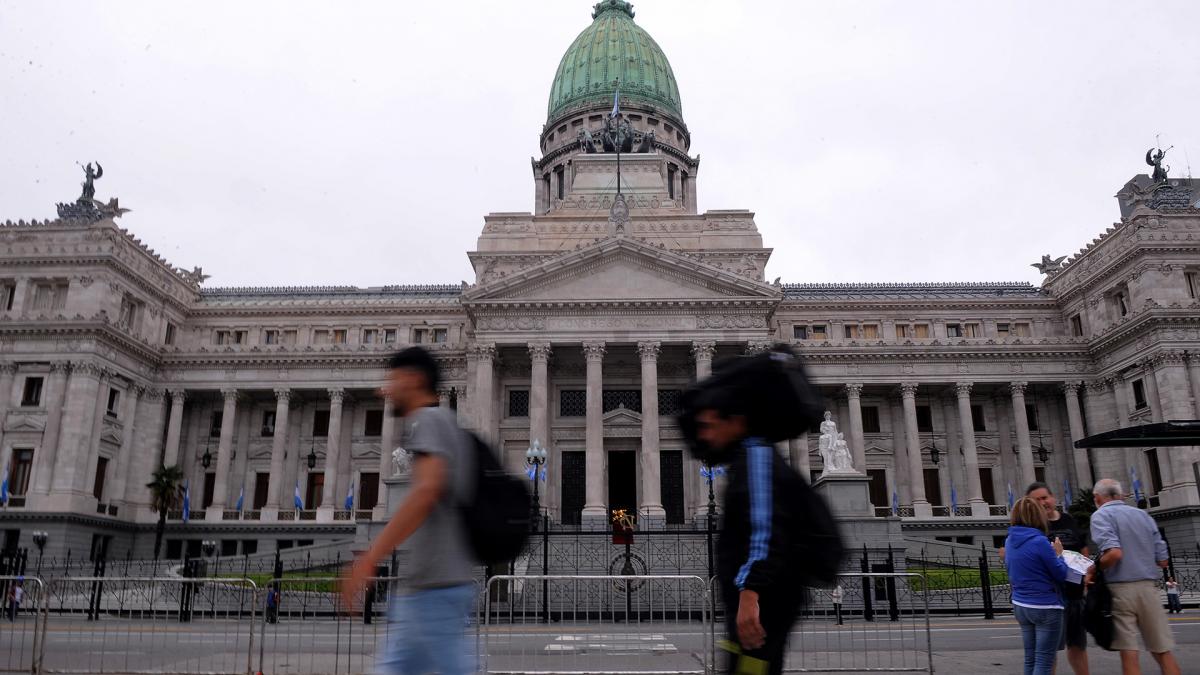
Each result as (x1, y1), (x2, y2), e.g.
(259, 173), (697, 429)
(3, 0), (1200, 560)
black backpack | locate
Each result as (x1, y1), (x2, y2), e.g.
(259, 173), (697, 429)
(786, 465), (844, 588)
(460, 433), (533, 566)
(1084, 562), (1116, 650)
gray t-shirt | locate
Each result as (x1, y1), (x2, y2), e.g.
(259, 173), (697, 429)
(402, 405), (476, 589)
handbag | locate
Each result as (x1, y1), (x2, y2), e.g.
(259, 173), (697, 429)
(1083, 560), (1116, 651)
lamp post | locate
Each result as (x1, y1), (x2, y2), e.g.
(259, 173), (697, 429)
(525, 439), (548, 531)
(201, 443), (213, 470)
(929, 444), (941, 466)
(32, 531), (48, 577)
(307, 444), (317, 470)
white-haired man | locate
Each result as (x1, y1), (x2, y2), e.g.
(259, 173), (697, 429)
(1089, 478), (1180, 675)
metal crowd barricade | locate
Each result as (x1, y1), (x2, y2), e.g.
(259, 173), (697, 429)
(1, 576), (45, 675)
(255, 575), (403, 675)
(481, 574), (712, 675)
(709, 573), (933, 674)
(38, 576), (259, 675)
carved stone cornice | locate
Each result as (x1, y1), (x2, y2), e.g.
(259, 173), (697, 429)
(637, 341), (661, 362)
(583, 341), (606, 361)
(527, 342), (553, 362)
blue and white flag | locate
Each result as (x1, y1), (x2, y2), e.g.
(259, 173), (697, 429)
(293, 480), (304, 510)
(1130, 467), (1143, 505)
(525, 466), (546, 482)
(344, 482), (354, 511)
(950, 483), (958, 512)
(700, 464), (726, 482)
(1006, 482), (1015, 509)
(891, 491), (899, 516)
(182, 479), (191, 523)
(1063, 478), (1072, 504)
(235, 485), (244, 513)
(1, 462), (9, 506)
(610, 82), (620, 119)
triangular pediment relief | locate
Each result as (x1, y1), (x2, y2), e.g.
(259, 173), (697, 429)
(603, 407), (643, 426)
(100, 428), (122, 446)
(463, 236), (779, 303)
(4, 415), (46, 433)
(864, 444), (892, 455)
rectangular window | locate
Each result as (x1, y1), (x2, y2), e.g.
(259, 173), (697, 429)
(32, 281), (68, 312)
(383, 328), (397, 344)
(1013, 322), (1031, 337)
(996, 323), (1010, 337)
(118, 293), (142, 329)
(362, 329), (378, 344)
(313, 330), (330, 345)
(234, 330), (247, 345)
(1025, 404), (1040, 431)
(1114, 291), (1129, 317)
(215, 330), (230, 345)
(861, 405), (881, 433)
(1034, 466), (1046, 485)
(106, 388), (120, 418)
(508, 390), (530, 418)
(331, 329), (347, 344)
(660, 450), (685, 525)
(359, 472), (380, 510)
(1187, 271), (1199, 299)
(915, 405), (933, 433)
(9, 449), (33, 496)
(263, 329), (279, 345)
(93, 456), (110, 501)
(844, 324), (860, 339)
(364, 409), (383, 437)
(1132, 379), (1148, 410)
(282, 329), (297, 345)
(164, 322), (177, 345)
(241, 539), (259, 555)
(896, 324), (910, 338)
(913, 324), (930, 338)
(963, 323), (980, 338)
(1146, 448), (1164, 495)
(792, 325), (808, 340)
(20, 376), (43, 406)
(923, 468), (943, 506)
(971, 404), (986, 432)
(1070, 315), (1083, 337)
(862, 324), (880, 339)
(979, 467), (996, 504)
(811, 325), (827, 339)
(253, 472), (270, 510)
(312, 409), (330, 437)
(560, 451), (586, 526)
(602, 390), (642, 413)
(946, 323), (962, 338)
(305, 473), (324, 509)
(559, 390), (586, 417)
(0, 282), (14, 311)
(867, 469), (888, 508)
(261, 410), (276, 437)
(210, 411), (223, 437)
(667, 164), (677, 200)
(433, 328), (448, 343)
(412, 328), (427, 344)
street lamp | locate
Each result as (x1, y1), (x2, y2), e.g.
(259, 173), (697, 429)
(525, 439), (548, 530)
(929, 444), (941, 466)
(201, 540), (216, 558)
(32, 531), (48, 576)
(200, 442), (213, 470)
(1036, 444), (1049, 464)
(307, 443), (318, 470)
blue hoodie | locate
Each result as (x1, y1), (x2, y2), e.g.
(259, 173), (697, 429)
(1005, 525), (1070, 607)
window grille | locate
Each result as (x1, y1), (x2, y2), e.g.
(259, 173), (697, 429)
(559, 390), (586, 417)
(658, 389), (682, 417)
(603, 390), (641, 413)
(508, 390), (530, 418)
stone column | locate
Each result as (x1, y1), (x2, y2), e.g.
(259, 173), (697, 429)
(1187, 353), (1200, 419)
(900, 383), (931, 517)
(582, 342), (607, 518)
(1151, 352), (1200, 507)
(107, 383), (143, 509)
(1142, 361), (1165, 423)
(790, 433), (810, 478)
(845, 384), (867, 472)
(692, 341), (715, 380)
(955, 382), (988, 516)
(473, 344), (497, 442)
(638, 341), (665, 519)
(376, 396), (396, 520)
(0, 363), (15, 446)
(163, 390), (187, 468)
(125, 388), (167, 519)
(30, 362), (69, 497)
(266, 388), (292, 515)
(1061, 382), (1091, 488)
(209, 388), (239, 517)
(528, 342), (553, 518)
(1010, 382), (1036, 487)
(319, 389), (345, 516)
(51, 363), (103, 506)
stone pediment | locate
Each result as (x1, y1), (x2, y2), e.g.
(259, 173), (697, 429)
(603, 407), (642, 426)
(463, 236), (779, 304)
(4, 414), (46, 433)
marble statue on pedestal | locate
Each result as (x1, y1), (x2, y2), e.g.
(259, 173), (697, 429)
(391, 446), (411, 477)
(818, 411), (856, 476)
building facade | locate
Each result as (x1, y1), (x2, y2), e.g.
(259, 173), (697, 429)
(3, 0), (1200, 560)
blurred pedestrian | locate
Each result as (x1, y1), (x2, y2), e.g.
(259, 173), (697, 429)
(1027, 482), (1091, 675)
(265, 584), (279, 624)
(1006, 496), (1070, 675)
(1089, 479), (1180, 675)
(1165, 578), (1181, 614)
(831, 584), (844, 626)
(6, 577), (22, 621)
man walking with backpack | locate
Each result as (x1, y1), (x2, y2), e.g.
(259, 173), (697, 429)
(342, 347), (478, 674)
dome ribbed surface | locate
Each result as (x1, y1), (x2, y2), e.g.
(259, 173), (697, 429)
(547, 1), (683, 124)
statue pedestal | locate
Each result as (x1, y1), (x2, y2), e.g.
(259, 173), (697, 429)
(813, 472), (907, 555)
(356, 475), (413, 558)
(813, 472), (873, 518)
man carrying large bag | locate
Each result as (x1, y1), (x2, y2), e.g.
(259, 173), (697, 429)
(679, 344), (844, 675)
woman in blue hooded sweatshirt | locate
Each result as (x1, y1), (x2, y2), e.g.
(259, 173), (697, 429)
(1005, 496), (1070, 675)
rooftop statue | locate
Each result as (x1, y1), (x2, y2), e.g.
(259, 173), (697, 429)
(1031, 254), (1066, 275)
(601, 114), (635, 153)
(1146, 146), (1171, 184)
(80, 162), (103, 202)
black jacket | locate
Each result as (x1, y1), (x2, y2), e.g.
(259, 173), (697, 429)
(716, 439), (806, 597)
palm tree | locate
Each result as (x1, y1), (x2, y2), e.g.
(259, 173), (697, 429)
(146, 464), (185, 559)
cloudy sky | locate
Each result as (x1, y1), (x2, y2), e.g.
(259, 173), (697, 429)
(1, 1), (1196, 289)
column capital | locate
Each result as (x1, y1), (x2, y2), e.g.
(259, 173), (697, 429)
(1060, 381), (1082, 395)
(273, 387), (292, 402)
(143, 387), (166, 402)
(745, 340), (773, 355)
(1009, 381), (1028, 396)
(954, 382), (973, 398)
(844, 383), (863, 399)
(527, 342), (553, 362)
(1157, 349), (1187, 366)
(1085, 379), (1109, 394)
(128, 383), (147, 399)
(220, 387), (240, 403)
(71, 362), (104, 378)
(471, 343), (497, 361)
(899, 382), (919, 398)
(169, 389), (187, 403)
(583, 341), (607, 361)
(637, 341), (661, 362)
(690, 340), (716, 361)
(49, 361), (71, 375)
(327, 388), (345, 404)
(0, 362), (17, 376)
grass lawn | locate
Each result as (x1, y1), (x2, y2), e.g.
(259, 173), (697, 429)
(243, 571), (342, 594)
(909, 568), (1008, 591)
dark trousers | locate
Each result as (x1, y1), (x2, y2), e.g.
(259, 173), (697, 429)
(722, 587), (802, 675)
(7, 600), (16, 621)
(1168, 594), (1182, 613)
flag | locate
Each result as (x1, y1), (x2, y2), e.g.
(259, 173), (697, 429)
(610, 82), (620, 119)
(293, 480), (304, 510)
(0, 462), (8, 506)
(891, 491), (899, 516)
(344, 482), (354, 511)
(235, 485), (244, 513)
(1130, 467), (1143, 505)
(950, 483), (958, 513)
(182, 479), (191, 523)
(1063, 478), (1072, 506)
(1006, 482), (1014, 509)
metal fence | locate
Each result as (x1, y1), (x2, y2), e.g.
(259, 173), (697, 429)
(1, 576), (45, 675)
(481, 574), (712, 675)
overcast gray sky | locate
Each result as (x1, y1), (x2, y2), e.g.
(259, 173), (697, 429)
(1, 1), (1197, 289)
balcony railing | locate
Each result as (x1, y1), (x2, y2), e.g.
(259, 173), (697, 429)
(990, 505), (1009, 517)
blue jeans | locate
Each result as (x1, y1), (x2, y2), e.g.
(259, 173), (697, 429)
(377, 584), (475, 675)
(1013, 605), (1063, 675)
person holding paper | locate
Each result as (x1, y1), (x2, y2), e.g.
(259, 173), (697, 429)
(1027, 482), (1091, 675)
(1006, 497), (1071, 675)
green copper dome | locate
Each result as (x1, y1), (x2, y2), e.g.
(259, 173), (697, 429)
(547, 1), (683, 125)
